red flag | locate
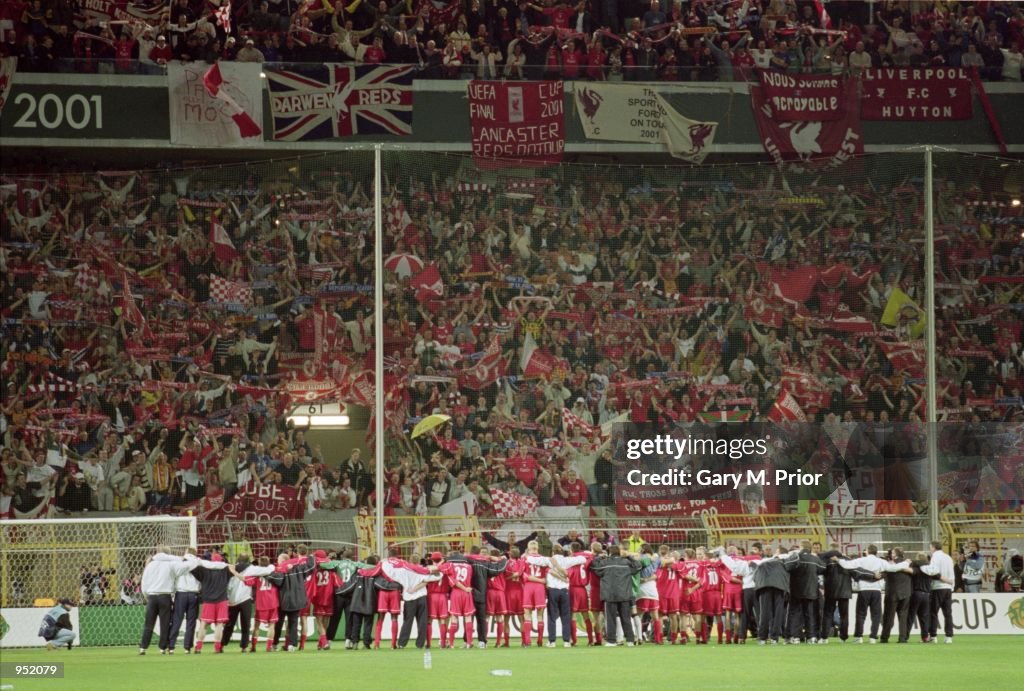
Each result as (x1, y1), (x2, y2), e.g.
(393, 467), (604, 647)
(459, 337), (506, 390)
(203, 62), (262, 139)
(877, 339), (925, 375)
(209, 215), (238, 263)
(768, 390), (806, 423)
(121, 273), (152, 339)
(750, 80), (862, 170)
(523, 347), (568, 380)
(771, 265), (820, 304)
(410, 263), (444, 302)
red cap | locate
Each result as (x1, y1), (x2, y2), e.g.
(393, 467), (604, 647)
(210, 553), (224, 563)
(430, 552), (443, 562)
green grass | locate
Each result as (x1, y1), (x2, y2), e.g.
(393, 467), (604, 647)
(1, 637), (1021, 690)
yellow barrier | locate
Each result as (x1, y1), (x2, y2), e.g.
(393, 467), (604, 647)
(704, 513), (827, 550)
(940, 512), (1024, 554)
(354, 514), (481, 560)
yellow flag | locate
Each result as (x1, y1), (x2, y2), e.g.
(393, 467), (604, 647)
(881, 286), (925, 337)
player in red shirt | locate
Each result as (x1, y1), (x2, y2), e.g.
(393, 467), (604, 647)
(521, 540), (548, 647)
(567, 542), (596, 645)
(436, 552), (476, 648)
(426, 552), (451, 648)
(310, 550), (338, 650)
(678, 548), (704, 644)
(502, 548), (525, 647)
(244, 557), (283, 652)
(373, 548), (407, 649)
(656, 546), (683, 644)
(721, 545), (746, 644)
(698, 547), (728, 644)
(483, 549), (509, 647)
(588, 542), (605, 645)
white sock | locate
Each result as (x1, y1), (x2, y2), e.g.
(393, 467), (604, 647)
(633, 615), (642, 639)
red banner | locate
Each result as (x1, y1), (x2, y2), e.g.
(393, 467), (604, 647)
(468, 81), (564, 168)
(861, 68), (972, 120)
(750, 81), (863, 170)
(616, 472), (779, 517)
(191, 484), (305, 557)
(756, 70), (845, 121)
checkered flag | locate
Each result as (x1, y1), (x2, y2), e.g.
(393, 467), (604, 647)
(386, 196), (414, 236)
(489, 488), (539, 519)
(209, 275), (253, 305)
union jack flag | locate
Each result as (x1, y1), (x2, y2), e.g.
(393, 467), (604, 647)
(266, 64), (414, 141)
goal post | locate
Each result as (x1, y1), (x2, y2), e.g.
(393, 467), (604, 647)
(1, 516), (196, 647)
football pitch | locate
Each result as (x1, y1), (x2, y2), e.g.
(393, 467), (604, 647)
(1, 637), (1020, 690)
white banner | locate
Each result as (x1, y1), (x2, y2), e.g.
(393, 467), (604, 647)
(848, 593), (1024, 634)
(0, 607), (80, 648)
(574, 83), (717, 162)
(168, 62), (263, 147)
(0, 57), (15, 118)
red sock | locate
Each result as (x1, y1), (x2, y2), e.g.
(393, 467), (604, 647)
(495, 622), (504, 646)
(700, 620), (708, 643)
(266, 639), (272, 651)
(251, 633), (258, 651)
(717, 619), (724, 644)
(681, 632), (689, 644)
(195, 640), (203, 652)
(522, 622), (531, 646)
(537, 624), (544, 647)
(299, 634), (306, 650)
(726, 630), (732, 644)
(654, 620), (663, 644)
(595, 628), (603, 645)
(319, 634), (327, 648)
(448, 622), (458, 647)
(571, 620), (577, 646)
(374, 619), (384, 648)
(214, 642), (221, 653)
(585, 619), (594, 644)
(391, 619), (399, 648)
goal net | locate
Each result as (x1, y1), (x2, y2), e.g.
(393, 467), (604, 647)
(1, 516), (195, 647)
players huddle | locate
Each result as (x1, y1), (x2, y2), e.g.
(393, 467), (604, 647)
(135, 538), (958, 654)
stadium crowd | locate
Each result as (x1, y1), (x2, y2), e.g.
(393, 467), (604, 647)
(1, 151), (1023, 524)
(2, 0), (1023, 80)
(120, 536), (1006, 656)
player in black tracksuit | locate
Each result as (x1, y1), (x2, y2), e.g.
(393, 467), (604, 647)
(273, 553), (316, 651)
(909, 553), (935, 642)
(339, 556), (386, 650)
(787, 544), (826, 642)
(819, 546), (853, 642)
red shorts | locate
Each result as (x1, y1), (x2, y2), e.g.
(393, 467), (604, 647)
(428, 593), (449, 619)
(660, 596), (680, 614)
(299, 605), (311, 617)
(636, 598), (660, 613)
(313, 603), (333, 617)
(505, 588), (523, 615)
(448, 589), (475, 617)
(377, 590), (401, 615)
(570, 586), (589, 613)
(200, 601), (228, 624)
(702, 590), (723, 616)
(486, 589), (508, 616)
(589, 591), (603, 613)
(255, 608), (278, 624)
(722, 588), (744, 612)
(680, 592), (703, 614)
(522, 584), (546, 610)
